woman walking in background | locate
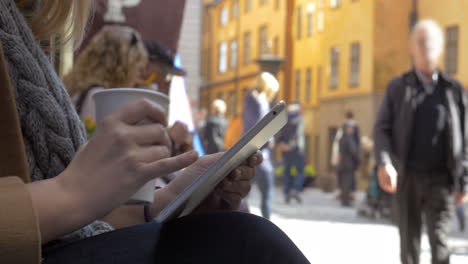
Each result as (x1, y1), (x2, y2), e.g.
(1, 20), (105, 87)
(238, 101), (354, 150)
(243, 72), (280, 219)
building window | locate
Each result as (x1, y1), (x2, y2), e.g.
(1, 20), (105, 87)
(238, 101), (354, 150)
(295, 70), (301, 102)
(307, 10), (314, 36)
(306, 67), (312, 103)
(220, 7), (229, 26)
(445, 25), (459, 75)
(245, 0), (252, 13)
(218, 42), (227, 73)
(230, 40), (238, 69)
(231, 1), (239, 20)
(329, 47), (339, 89)
(243, 32), (251, 64)
(275, 0), (280, 10)
(349, 42), (360, 87)
(259, 25), (269, 56)
(273, 36), (279, 55)
(330, 0), (341, 8)
(317, 11), (324, 32)
(229, 90), (238, 117)
(260, 0), (267, 6)
(296, 6), (302, 39)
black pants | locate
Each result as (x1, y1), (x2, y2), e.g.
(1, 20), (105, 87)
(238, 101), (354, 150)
(338, 169), (355, 206)
(43, 212), (309, 264)
(397, 171), (453, 264)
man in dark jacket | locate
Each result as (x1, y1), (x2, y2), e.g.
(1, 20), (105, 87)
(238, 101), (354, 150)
(278, 103), (306, 204)
(374, 20), (467, 264)
(203, 99), (228, 154)
(337, 123), (360, 207)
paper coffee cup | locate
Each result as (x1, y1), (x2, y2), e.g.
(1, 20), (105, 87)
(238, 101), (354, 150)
(94, 88), (170, 205)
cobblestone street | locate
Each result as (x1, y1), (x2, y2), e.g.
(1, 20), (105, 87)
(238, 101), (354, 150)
(249, 188), (468, 264)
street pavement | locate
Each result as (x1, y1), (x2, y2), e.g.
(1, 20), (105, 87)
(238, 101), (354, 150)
(248, 188), (468, 264)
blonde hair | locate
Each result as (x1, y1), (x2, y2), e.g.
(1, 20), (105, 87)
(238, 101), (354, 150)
(64, 26), (149, 95)
(252, 72), (280, 101)
(16, 0), (93, 47)
(211, 99), (227, 115)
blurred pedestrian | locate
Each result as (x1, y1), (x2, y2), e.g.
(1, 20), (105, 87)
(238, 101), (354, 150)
(337, 123), (360, 206)
(278, 103), (305, 204)
(243, 72), (280, 219)
(224, 112), (243, 150)
(374, 20), (467, 264)
(203, 99), (228, 154)
(331, 111), (361, 200)
(141, 39), (186, 95)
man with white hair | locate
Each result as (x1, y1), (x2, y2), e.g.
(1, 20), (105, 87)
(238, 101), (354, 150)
(374, 20), (467, 264)
(203, 99), (228, 154)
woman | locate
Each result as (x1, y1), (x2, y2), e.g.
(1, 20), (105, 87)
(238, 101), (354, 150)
(0, 1), (309, 263)
(64, 25), (148, 121)
(243, 72), (280, 220)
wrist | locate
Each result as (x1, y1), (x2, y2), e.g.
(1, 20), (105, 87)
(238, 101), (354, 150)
(54, 171), (97, 224)
(149, 187), (177, 219)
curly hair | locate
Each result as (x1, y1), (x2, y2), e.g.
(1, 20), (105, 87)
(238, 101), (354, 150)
(64, 25), (149, 96)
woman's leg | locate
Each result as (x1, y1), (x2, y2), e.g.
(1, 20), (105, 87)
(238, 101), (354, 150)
(43, 222), (161, 264)
(43, 213), (309, 264)
(155, 212), (309, 264)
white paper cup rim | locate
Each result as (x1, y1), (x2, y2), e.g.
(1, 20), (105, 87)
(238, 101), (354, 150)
(93, 88), (169, 104)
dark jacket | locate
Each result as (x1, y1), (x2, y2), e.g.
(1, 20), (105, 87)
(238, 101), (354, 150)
(374, 70), (468, 192)
(278, 110), (305, 154)
(338, 132), (360, 172)
(203, 114), (227, 154)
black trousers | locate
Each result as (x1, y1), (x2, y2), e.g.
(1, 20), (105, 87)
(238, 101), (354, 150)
(338, 169), (355, 206)
(43, 212), (309, 264)
(397, 171), (453, 264)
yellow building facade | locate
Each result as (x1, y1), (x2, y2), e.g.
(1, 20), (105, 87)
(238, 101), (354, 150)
(200, 0), (288, 116)
(201, 0), (467, 188)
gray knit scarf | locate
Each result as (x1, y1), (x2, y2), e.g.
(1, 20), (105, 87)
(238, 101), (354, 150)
(0, 0), (113, 239)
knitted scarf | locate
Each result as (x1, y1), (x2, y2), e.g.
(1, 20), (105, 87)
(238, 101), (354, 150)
(0, 0), (113, 239)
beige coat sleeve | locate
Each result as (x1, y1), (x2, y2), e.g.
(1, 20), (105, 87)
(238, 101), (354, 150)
(0, 38), (41, 263)
(0, 177), (41, 264)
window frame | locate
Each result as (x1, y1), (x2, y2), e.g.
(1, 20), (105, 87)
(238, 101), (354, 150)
(297, 5), (303, 39)
(258, 25), (269, 56)
(220, 6), (229, 26)
(243, 32), (252, 65)
(306, 67), (313, 103)
(295, 69), (302, 102)
(349, 42), (361, 87)
(445, 25), (459, 75)
(230, 39), (238, 69)
(218, 41), (228, 73)
(329, 47), (340, 89)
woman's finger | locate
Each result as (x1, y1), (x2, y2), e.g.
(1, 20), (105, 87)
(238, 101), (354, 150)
(133, 145), (171, 163)
(220, 180), (251, 197)
(141, 150), (199, 181)
(128, 123), (171, 148)
(228, 166), (255, 181)
(246, 151), (263, 167)
(114, 99), (167, 126)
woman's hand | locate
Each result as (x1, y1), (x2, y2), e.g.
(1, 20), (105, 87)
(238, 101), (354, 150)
(155, 151), (263, 217)
(31, 99), (198, 243)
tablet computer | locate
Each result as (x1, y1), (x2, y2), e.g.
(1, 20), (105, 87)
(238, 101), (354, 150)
(155, 101), (287, 223)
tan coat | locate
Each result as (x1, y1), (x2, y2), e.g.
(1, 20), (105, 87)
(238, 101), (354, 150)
(0, 41), (42, 263)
